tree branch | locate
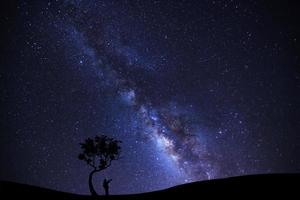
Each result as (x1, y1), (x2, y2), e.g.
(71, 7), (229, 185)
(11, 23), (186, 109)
(92, 155), (95, 167)
(87, 162), (96, 169)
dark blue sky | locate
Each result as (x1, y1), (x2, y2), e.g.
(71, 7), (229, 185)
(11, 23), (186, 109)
(1, 0), (300, 195)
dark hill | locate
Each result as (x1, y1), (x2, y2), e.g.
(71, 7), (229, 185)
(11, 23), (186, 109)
(1, 174), (299, 199)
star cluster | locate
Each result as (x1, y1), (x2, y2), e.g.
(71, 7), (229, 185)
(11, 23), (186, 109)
(1, 0), (300, 195)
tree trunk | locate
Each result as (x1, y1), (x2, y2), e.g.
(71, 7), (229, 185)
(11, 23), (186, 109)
(88, 170), (98, 196)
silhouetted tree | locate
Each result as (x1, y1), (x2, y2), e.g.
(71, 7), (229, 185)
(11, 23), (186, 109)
(78, 135), (121, 196)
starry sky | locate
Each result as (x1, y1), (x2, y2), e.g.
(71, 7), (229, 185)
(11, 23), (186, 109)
(1, 0), (300, 195)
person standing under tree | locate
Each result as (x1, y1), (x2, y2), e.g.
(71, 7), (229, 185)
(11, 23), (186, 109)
(103, 178), (112, 196)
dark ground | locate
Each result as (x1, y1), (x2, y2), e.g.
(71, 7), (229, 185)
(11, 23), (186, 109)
(1, 174), (299, 199)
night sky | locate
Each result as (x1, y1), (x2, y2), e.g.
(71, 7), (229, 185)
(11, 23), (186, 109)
(1, 0), (300, 195)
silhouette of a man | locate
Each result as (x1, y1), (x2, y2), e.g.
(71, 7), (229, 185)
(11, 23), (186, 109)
(103, 178), (112, 196)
